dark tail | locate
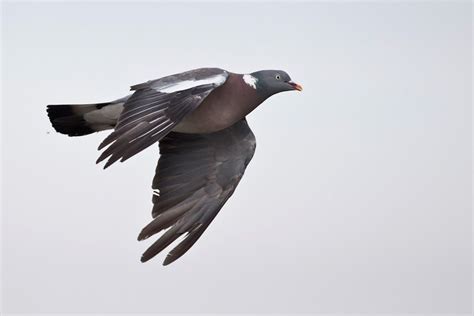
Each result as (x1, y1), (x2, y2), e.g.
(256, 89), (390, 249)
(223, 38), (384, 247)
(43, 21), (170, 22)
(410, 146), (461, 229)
(47, 104), (99, 136)
(47, 98), (127, 137)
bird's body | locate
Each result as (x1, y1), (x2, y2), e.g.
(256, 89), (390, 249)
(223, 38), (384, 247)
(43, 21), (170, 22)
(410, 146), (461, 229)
(173, 72), (266, 133)
(47, 67), (301, 265)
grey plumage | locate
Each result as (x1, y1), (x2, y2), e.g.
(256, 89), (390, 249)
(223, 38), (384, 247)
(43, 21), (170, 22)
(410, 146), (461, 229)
(139, 119), (256, 265)
(96, 68), (228, 168)
(46, 67), (301, 265)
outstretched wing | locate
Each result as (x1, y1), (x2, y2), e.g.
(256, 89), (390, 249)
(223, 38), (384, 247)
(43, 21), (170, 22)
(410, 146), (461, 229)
(96, 68), (228, 168)
(138, 119), (256, 265)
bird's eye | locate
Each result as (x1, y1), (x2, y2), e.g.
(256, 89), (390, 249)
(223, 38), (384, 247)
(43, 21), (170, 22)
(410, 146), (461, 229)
(275, 74), (281, 80)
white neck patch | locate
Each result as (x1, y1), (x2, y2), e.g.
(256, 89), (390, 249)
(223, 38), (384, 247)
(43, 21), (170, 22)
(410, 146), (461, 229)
(243, 74), (258, 89)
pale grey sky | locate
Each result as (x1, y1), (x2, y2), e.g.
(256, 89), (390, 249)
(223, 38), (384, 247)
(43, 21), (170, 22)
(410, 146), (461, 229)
(2, 1), (472, 314)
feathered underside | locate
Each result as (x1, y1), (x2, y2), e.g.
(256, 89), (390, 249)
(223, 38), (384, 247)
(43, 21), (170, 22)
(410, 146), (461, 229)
(138, 119), (256, 265)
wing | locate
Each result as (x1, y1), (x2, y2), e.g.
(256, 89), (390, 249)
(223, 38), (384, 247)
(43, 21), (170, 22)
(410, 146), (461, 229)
(138, 119), (256, 265)
(96, 68), (228, 168)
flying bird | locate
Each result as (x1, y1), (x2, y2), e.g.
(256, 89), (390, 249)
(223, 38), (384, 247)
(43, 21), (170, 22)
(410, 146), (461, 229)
(47, 68), (302, 265)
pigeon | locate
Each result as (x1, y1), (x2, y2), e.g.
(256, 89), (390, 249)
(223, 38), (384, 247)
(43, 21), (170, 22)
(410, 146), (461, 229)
(47, 68), (302, 265)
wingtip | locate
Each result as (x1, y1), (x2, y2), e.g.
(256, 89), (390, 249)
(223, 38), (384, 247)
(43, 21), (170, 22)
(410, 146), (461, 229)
(95, 152), (107, 165)
(96, 153), (118, 169)
(137, 232), (148, 241)
(94, 158), (109, 170)
(103, 158), (115, 169)
(140, 252), (174, 265)
(162, 255), (175, 266)
(97, 140), (109, 151)
(140, 250), (156, 263)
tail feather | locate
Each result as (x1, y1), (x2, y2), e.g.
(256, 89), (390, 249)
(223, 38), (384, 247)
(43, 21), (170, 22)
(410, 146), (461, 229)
(47, 100), (126, 137)
(47, 104), (99, 136)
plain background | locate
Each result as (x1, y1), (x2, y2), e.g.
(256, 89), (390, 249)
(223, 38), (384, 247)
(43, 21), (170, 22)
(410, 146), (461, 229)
(1, 1), (472, 314)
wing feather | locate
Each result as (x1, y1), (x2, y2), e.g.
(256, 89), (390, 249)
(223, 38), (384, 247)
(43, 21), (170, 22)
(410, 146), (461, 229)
(138, 119), (257, 265)
(96, 68), (228, 168)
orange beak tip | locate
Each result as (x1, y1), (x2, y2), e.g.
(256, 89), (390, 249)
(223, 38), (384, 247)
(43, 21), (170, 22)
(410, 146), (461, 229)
(288, 81), (303, 91)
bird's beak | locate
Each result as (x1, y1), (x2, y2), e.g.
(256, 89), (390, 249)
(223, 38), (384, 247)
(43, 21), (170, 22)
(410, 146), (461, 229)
(287, 81), (303, 91)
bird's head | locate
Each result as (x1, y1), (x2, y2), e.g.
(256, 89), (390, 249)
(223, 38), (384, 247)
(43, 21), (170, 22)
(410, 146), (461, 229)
(243, 70), (302, 97)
